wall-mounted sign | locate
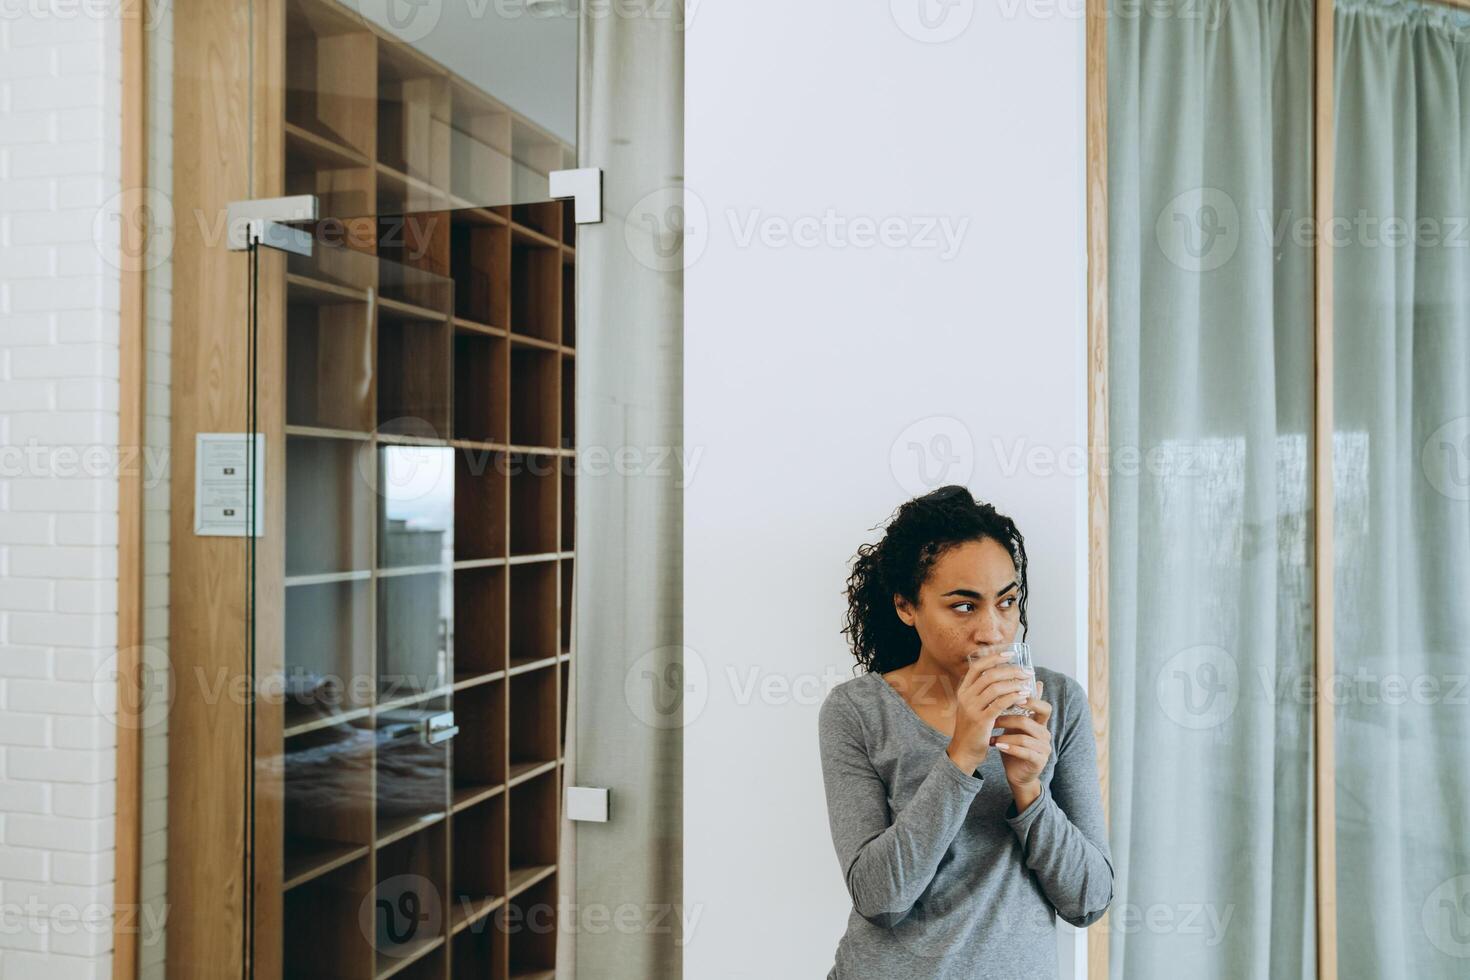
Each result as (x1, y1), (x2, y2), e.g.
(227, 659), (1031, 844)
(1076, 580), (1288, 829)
(194, 433), (265, 537)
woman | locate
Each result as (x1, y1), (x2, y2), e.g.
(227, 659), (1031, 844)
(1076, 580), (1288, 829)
(818, 485), (1112, 979)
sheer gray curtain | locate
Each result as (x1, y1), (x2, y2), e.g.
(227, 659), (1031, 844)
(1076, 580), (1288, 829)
(558, 1), (684, 977)
(1107, 0), (1317, 976)
(1333, 1), (1470, 976)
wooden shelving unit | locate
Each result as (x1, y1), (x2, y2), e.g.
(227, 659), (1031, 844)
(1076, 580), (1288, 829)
(271, 1), (576, 976)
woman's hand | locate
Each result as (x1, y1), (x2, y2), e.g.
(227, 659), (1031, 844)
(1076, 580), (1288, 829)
(992, 679), (1054, 811)
(945, 650), (1033, 775)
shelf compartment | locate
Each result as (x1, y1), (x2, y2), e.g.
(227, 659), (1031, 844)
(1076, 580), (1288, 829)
(288, 234), (379, 298)
(377, 570), (452, 699)
(453, 329), (508, 444)
(559, 658), (569, 756)
(507, 769), (557, 898)
(377, 809), (446, 851)
(377, 53), (451, 193)
(451, 209), (510, 328)
(286, 145), (375, 222)
(376, 162), (454, 214)
(453, 782), (503, 813)
(559, 559), (573, 656)
(286, 434), (373, 577)
(286, 291), (374, 451)
(379, 213), (453, 314)
(285, 705), (371, 741)
(286, 271), (370, 305)
(560, 253), (574, 347)
(452, 922), (500, 978)
(508, 347), (560, 448)
(376, 700), (450, 837)
(450, 793), (506, 931)
(379, 946), (444, 980)
(560, 355), (574, 446)
(506, 759), (555, 787)
(454, 566), (506, 679)
(510, 236), (561, 344)
(454, 447), (507, 561)
(377, 444), (455, 569)
(508, 667), (558, 777)
(372, 818), (448, 974)
(285, 120), (370, 170)
(511, 201), (562, 241)
(285, 578), (372, 729)
(509, 117), (564, 199)
(509, 451), (558, 557)
(283, 838), (369, 893)
(508, 560), (557, 668)
(284, 0), (376, 160)
(560, 464), (573, 553)
(502, 871), (557, 978)
(450, 82), (513, 207)
(283, 721), (374, 887)
(284, 854), (373, 978)
(504, 864), (555, 902)
(452, 677), (505, 791)
(377, 281), (451, 437)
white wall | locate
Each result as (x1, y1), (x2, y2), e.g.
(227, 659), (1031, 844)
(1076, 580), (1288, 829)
(683, 0), (1088, 976)
(0, 4), (124, 978)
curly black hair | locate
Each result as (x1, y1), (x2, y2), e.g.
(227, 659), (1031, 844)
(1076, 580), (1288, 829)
(841, 484), (1029, 674)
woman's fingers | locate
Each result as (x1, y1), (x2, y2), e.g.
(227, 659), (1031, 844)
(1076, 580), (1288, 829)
(977, 684), (1030, 717)
(955, 654), (989, 695)
(1027, 680), (1052, 722)
(965, 666), (1029, 705)
(993, 738), (1045, 765)
(958, 650), (1013, 693)
(990, 714), (1051, 741)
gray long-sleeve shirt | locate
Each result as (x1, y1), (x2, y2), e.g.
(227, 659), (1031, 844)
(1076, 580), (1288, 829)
(817, 665), (1113, 979)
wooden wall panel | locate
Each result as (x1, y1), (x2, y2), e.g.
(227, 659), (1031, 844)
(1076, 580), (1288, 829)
(169, 0), (286, 973)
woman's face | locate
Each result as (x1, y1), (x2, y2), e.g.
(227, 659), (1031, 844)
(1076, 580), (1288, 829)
(892, 537), (1022, 664)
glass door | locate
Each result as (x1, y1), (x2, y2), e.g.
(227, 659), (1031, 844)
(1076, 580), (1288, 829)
(229, 2), (578, 978)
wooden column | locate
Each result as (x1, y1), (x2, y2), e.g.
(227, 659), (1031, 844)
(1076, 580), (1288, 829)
(1085, 0), (1110, 974)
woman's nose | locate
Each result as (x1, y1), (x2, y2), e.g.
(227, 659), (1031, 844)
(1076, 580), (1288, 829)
(974, 610), (1005, 645)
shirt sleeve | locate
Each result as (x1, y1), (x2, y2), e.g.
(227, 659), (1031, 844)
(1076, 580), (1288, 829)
(817, 684), (985, 928)
(1004, 672), (1115, 927)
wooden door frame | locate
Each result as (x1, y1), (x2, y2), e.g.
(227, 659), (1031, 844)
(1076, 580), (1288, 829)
(1083, 0), (1109, 976)
(114, 3), (147, 979)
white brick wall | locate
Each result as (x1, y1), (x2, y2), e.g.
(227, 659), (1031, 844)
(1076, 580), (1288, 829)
(0, 3), (124, 978)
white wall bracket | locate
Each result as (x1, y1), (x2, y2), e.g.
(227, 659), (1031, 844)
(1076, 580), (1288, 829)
(226, 194), (319, 254)
(565, 785), (609, 822)
(549, 168), (603, 224)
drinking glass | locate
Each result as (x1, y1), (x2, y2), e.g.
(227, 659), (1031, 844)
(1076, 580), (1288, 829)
(966, 640), (1035, 716)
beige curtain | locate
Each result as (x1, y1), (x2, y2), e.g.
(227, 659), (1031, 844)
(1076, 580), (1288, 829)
(558, 1), (684, 976)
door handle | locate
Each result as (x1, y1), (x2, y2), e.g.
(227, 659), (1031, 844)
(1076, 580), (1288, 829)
(424, 711), (458, 745)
